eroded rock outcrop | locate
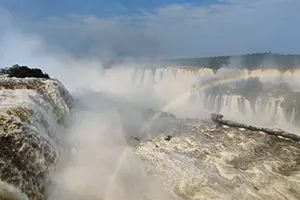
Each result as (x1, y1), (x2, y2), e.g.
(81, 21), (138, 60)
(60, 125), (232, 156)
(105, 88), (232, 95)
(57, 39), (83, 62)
(0, 76), (72, 200)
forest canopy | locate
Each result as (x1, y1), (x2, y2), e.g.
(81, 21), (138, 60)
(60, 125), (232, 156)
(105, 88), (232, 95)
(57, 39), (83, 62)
(0, 64), (50, 79)
(166, 52), (300, 72)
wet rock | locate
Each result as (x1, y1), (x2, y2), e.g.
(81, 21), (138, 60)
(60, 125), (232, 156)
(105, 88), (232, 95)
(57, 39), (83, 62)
(253, 186), (259, 191)
(164, 135), (172, 141)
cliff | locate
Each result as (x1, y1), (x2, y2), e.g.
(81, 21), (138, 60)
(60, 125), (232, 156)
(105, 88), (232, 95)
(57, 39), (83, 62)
(0, 76), (72, 200)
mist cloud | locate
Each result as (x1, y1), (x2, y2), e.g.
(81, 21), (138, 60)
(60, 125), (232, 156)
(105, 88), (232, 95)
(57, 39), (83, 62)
(1, 1), (300, 199)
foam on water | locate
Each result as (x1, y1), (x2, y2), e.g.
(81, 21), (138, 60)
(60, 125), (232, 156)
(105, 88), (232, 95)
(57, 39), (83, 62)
(94, 67), (300, 199)
(136, 119), (300, 200)
(0, 76), (72, 200)
(0, 180), (29, 200)
(2, 66), (300, 200)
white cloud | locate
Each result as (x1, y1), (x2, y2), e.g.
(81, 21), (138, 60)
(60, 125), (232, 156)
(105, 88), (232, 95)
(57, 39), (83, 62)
(19, 14), (159, 63)
(140, 0), (300, 57)
(0, 0), (300, 59)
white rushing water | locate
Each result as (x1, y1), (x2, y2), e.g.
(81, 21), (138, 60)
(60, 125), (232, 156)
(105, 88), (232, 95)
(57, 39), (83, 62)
(94, 67), (300, 131)
(2, 67), (300, 200)
(0, 76), (72, 200)
(48, 66), (300, 200)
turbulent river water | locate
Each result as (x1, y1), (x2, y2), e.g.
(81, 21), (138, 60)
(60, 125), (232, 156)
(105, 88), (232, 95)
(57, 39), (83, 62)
(1, 67), (300, 200)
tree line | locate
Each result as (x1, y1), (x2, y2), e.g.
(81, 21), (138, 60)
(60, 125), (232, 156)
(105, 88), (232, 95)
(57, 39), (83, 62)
(166, 52), (300, 73)
(0, 64), (50, 79)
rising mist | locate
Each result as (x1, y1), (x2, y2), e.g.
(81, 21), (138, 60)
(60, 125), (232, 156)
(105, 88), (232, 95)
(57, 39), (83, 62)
(1, 3), (300, 199)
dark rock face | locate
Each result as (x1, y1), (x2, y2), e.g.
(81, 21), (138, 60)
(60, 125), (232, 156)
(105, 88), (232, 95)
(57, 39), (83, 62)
(0, 77), (72, 199)
(210, 113), (223, 120)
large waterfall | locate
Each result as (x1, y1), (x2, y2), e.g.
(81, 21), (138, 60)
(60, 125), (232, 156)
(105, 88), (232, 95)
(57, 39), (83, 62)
(98, 67), (300, 130)
(1, 66), (300, 200)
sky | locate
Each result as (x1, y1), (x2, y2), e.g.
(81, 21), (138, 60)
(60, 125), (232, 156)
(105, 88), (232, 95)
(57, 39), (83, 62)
(0, 0), (300, 60)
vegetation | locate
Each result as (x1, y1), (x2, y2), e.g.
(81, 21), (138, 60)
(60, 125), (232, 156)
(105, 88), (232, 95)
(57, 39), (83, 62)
(170, 52), (300, 123)
(166, 52), (300, 73)
(0, 64), (50, 79)
(202, 76), (264, 101)
(202, 75), (300, 125)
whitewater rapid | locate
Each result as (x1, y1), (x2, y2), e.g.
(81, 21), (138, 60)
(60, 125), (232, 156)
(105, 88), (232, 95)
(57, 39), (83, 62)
(136, 117), (300, 200)
(1, 66), (300, 200)
(0, 76), (72, 200)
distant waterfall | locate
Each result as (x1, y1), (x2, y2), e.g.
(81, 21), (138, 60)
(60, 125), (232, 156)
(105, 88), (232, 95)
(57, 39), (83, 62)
(200, 93), (296, 127)
(100, 67), (300, 128)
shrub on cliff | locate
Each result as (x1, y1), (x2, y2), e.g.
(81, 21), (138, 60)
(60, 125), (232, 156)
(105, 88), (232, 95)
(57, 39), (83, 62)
(0, 64), (50, 79)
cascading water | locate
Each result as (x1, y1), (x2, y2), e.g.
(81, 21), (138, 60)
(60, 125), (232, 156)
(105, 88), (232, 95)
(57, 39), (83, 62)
(2, 66), (300, 200)
(100, 67), (300, 130)
(47, 66), (300, 200)
(0, 76), (72, 200)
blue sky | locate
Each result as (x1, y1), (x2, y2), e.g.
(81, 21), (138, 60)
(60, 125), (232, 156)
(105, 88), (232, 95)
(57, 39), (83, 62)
(0, 0), (218, 18)
(0, 0), (300, 61)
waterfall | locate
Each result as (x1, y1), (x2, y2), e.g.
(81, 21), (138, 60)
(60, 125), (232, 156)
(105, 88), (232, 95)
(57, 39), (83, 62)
(0, 76), (72, 200)
(99, 67), (300, 129)
(2, 65), (300, 200)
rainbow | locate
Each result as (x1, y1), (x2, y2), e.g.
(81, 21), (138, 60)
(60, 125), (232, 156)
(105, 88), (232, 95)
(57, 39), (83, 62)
(101, 147), (130, 200)
(102, 69), (300, 199)
(140, 70), (300, 132)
